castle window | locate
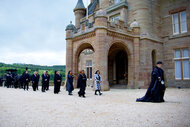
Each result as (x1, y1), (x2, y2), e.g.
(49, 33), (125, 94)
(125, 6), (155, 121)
(172, 11), (187, 35)
(110, 14), (120, 22)
(86, 60), (92, 80)
(174, 48), (190, 80)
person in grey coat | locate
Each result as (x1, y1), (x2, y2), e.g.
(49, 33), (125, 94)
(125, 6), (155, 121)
(94, 70), (102, 95)
(66, 70), (74, 95)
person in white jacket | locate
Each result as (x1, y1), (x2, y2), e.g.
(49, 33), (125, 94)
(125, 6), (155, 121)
(94, 70), (102, 95)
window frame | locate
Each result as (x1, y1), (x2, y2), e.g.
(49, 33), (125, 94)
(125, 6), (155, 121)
(172, 13), (180, 35)
(110, 14), (120, 23)
(172, 10), (187, 35)
(174, 48), (190, 80)
(86, 60), (92, 80)
(180, 11), (188, 33)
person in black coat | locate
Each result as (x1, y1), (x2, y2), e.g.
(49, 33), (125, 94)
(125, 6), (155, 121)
(32, 71), (38, 91)
(136, 61), (166, 103)
(54, 71), (62, 94)
(0, 77), (2, 86)
(46, 71), (50, 91)
(23, 70), (30, 91)
(6, 72), (13, 88)
(66, 71), (74, 95)
(42, 71), (48, 92)
(36, 72), (40, 90)
(77, 70), (87, 98)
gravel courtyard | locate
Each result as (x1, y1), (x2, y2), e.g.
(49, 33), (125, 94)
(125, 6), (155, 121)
(0, 87), (190, 127)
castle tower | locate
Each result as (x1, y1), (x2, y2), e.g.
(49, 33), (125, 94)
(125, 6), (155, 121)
(65, 22), (76, 75)
(73, 0), (86, 29)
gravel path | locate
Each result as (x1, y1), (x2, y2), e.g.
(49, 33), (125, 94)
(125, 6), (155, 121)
(0, 87), (190, 127)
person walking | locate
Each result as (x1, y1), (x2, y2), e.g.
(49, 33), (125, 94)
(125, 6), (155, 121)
(23, 70), (30, 91)
(77, 70), (87, 98)
(46, 71), (50, 91)
(42, 71), (48, 92)
(94, 70), (102, 95)
(66, 71), (74, 95)
(32, 71), (38, 91)
(136, 61), (166, 103)
(54, 71), (62, 94)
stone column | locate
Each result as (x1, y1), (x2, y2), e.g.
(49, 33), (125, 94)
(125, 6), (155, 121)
(133, 26), (140, 88)
(65, 29), (73, 82)
(66, 39), (73, 74)
(94, 10), (110, 91)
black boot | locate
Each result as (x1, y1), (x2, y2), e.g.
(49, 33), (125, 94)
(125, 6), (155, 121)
(98, 90), (102, 96)
(95, 90), (98, 95)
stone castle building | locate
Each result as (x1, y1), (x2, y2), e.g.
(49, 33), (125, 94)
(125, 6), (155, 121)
(65, 0), (190, 90)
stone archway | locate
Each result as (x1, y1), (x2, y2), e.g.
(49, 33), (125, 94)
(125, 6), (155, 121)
(108, 42), (131, 88)
(73, 42), (95, 88)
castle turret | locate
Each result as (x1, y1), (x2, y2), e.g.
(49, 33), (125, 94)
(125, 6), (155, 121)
(74, 0), (86, 29)
(65, 21), (76, 75)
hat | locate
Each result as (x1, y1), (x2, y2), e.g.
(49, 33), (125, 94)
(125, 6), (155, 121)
(157, 61), (163, 64)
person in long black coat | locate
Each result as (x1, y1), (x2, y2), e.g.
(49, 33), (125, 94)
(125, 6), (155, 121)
(46, 71), (50, 91)
(6, 73), (13, 88)
(66, 71), (74, 95)
(36, 72), (40, 90)
(32, 71), (38, 91)
(42, 71), (48, 92)
(136, 61), (166, 103)
(0, 77), (2, 86)
(77, 70), (87, 98)
(54, 71), (62, 94)
(23, 71), (30, 91)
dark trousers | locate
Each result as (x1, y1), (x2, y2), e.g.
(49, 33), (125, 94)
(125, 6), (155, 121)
(78, 85), (86, 96)
(54, 83), (61, 94)
(24, 82), (29, 90)
(32, 83), (37, 91)
(42, 82), (46, 92)
(6, 82), (11, 88)
(46, 83), (49, 90)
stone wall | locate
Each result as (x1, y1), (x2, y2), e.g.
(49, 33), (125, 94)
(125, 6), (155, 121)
(161, 0), (190, 88)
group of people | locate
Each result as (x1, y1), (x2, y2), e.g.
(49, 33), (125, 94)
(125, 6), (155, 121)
(22, 69), (62, 94)
(17, 69), (49, 92)
(66, 70), (103, 98)
(3, 68), (61, 94)
(2, 61), (166, 102)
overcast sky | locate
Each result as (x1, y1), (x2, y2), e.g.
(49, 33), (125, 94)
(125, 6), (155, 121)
(0, 0), (90, 66)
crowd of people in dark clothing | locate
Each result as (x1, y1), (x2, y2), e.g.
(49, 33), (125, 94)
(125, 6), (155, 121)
(1, 61), (166, 102)
(1, 67), (103, 98)
(2, 68), (59, 93)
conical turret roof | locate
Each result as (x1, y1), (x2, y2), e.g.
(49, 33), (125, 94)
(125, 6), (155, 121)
(74, 0), (86, 11)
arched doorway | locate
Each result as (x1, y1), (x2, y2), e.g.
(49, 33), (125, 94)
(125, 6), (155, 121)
(108, 43), (129, 88)
(73, 43), (95, 88)
(152, 50), (157, 69)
